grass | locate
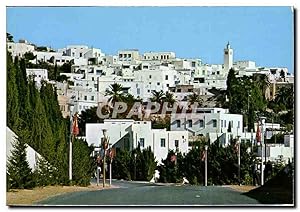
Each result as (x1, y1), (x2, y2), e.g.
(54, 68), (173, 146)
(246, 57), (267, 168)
(7, 184), (116, 206)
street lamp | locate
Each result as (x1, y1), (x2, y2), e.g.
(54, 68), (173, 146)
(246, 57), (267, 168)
(237, 136), (241, 186)
(109, 143), (112, 186)
(204, 145), (208, 187)
(259, 116), (266, 186)
(134, 153), (137, 181)
(102, 129), (108, 187)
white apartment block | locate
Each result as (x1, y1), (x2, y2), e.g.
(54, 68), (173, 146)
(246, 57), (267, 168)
(143, 51), (176, 61)
(170, 108), (243, 146)
(118, 49), (140, 63)
(85, 119), (189, 163)
(7, 40), (35, 58)
(134, 64), (178, 100)
(257, 134), (294, 164)
(26, 68), (48, 88)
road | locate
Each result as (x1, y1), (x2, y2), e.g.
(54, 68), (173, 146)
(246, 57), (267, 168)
(37, 180), (260, 206)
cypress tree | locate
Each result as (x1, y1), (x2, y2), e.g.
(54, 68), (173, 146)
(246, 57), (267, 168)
(7, 137), (34, 189)
(7, 53), (20, 130)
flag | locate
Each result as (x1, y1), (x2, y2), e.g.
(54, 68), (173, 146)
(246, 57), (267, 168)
(109, 148), (116, 159)
(201, 150), (206, 161)
(170, 155), (176, 162)
(72, 113), (79, 136)
(234, 142), (239, 154)
(256, 121), (261, 144)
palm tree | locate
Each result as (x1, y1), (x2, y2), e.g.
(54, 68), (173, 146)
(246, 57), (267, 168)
(164, 91), (176, 107)
(187, 92), (203, 106)
(105, 83), (125, 106)
(150, 90), (165, 103)
(253, 74), (270, 100)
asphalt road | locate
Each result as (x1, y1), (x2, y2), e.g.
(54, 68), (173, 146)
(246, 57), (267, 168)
(38, 180), (260, 206)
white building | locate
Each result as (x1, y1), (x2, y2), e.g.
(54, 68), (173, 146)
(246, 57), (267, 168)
(134, 64), (178, 100)
(118, 49), (140, 63)
(85, 119), (189, 163)
(257, 134), (294, 164)
(170, 107), (243, 146)
(7, 40), (35, 58)
(143, 51), (176, 61)
(26, 68), (48, 88)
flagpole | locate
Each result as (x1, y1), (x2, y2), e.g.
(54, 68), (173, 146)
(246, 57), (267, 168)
(204, 145), (208, 187)
(69, 115), (73, 182)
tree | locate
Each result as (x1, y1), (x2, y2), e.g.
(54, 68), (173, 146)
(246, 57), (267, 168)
(105, 83), (125, 106)
(7, 138), (35, 189)
(7, 53), (20, 130)
(187, 92), (203, 106)
(7, 33), (14, 42)
(72, 138), (94, 186)
(33, 156), (57, 187)
(150, 90), (165, 103)
(24, 52), (36, 61)
(163, 91), (176, 107)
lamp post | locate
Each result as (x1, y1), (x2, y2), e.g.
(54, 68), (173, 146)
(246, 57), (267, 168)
(102, 129), (108, 188)
(237, 136), (241, 186)
(109, 144), (112, 186)
(134, 153), (137, 181)
(204, 145), (208, 187)
(259, 117), (266, 186)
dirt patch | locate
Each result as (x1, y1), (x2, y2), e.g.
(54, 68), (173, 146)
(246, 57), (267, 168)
(228, 185), (258, 193)
(7, 184), (117, 206)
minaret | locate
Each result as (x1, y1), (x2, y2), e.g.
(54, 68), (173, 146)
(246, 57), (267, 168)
(224, 41), (233, 71)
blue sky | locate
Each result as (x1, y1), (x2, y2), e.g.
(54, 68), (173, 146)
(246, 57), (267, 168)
(6, 6), (294, 72)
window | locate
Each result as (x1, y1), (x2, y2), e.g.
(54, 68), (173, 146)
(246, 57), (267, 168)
(212, 119), (217, 128)
(238, 121), (240, 128)
(188, 89), (193, 92)
(139, 138), (145, 147)
(92, 77), (94, 81)
(225, 51), (228, 55)
(148, 90), (150, 93)
(91, 96), (94, 101)
(199, 120), (204, 128)
(84, 96), (87, 100)
(221, 120), (223, 128)
(176, 120), (181, 128)
(202, 70), (205, 75)
(128, 54), (131, 58)
(8, 46), (12, 49)
(157, 82), (160, 86)
(175, 140), (179, 148)
(80, 53), (82, 57)
(149, 75), (152, 79)
(224, 120), (227, 128)
(217, 71), (220, 75)
(166, 84), (169, 87)
(161, 138), (166, 147)
(192, 61), (196, 67)
(177, 89), (181, 92)
(188, 120), (192, 128)
(165, 75), (169, 80)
